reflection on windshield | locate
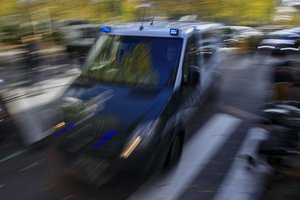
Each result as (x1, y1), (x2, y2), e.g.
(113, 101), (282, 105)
(82, 35), (182, 87)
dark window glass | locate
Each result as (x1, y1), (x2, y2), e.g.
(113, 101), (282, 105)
(182, 35), (198, 84)
(83, 35), (182, 87)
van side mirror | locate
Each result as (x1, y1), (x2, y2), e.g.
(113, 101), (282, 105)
(0, 79), (6, 89)
(188, 66), (200, 85)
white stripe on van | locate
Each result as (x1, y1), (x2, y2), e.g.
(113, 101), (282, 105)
(128, 113), (242, 200)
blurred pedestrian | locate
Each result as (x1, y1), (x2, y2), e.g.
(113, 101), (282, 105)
(271, 53), (295, 101)
(22, 34), (42, 86)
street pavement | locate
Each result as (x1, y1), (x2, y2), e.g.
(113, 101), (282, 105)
(0, 50), (284, 200)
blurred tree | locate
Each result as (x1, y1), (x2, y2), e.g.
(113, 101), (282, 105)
(0, 0), (277, 44)
(159, 0), (275, 25)
(0, 0), (275, 25)
(120, 0), (139, 22)
(0, 0), (19, 17)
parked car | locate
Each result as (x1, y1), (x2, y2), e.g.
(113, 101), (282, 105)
(52, 20), (223, 185)
(258, 28), (300, 55)
(56, 19), (90, 28)
(221, 26), (264, 50)
(60, 24), (101, 62)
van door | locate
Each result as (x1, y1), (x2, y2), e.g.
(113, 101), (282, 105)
(181, 34), (202, 109)
(198, 29), (221, 95)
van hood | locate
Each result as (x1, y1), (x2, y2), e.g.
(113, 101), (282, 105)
(58, 78), (173, 148)
(62, 79), (172, 117)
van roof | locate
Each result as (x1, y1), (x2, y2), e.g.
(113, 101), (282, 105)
(102, 21), (222, 38)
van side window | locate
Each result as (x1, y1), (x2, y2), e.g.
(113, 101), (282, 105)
(182, 35), (198, 84)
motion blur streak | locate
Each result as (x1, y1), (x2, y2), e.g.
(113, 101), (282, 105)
(120, 136), (142, 159)
(53, 123), (77, 136)
(52, 121), (65, 130)
(93, 130), (117, 148)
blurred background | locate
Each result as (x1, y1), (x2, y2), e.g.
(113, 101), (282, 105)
(1, 0), (300, 58)
(0, 0), (299, 63)
(0, 1), (300, 200)
(0, 0), (289, 45)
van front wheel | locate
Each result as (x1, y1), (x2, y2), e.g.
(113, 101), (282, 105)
(164, 134), (182, 168)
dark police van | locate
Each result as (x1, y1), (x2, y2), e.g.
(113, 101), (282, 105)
(52, 21), (223, 185)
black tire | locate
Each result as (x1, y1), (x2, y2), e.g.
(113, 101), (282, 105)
(164, 134), (183, 168)
(208, 82), (220, 102)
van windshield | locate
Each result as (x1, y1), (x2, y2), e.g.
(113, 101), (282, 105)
(82, 35), (182, 87)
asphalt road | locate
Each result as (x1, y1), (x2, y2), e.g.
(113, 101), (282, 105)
(0, 50), (277, 200)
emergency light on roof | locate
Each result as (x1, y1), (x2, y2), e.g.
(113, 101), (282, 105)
(170, 29), (179, 36)
(100, 26), (111, 33)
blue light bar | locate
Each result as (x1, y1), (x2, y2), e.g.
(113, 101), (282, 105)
(100, 26), (111, 33)
(54, 123), (77, 136)
(93, 130), (117, 148)
(170, 29), (179, 36)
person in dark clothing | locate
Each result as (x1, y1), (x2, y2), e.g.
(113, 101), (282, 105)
(272, 58), (295, 101)
(22, 35), (41, 86)
(274, 61), (293, 82)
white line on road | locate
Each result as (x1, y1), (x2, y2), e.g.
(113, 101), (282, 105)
(213, 127), (270, 200)
(19, 161), (41, 172)
(0, 149), (27, 164)
(128, 113), (242, 200)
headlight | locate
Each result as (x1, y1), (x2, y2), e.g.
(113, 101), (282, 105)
(120, 119), (159, 159)
(120, 136), (142, 159)
(52, 121), (66, 130)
